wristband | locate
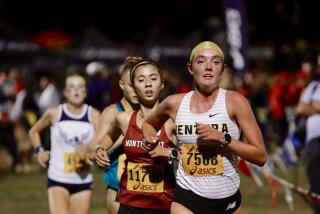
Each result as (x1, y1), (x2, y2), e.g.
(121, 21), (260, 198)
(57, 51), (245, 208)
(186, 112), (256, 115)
(34, 145), (44, 154)
(95, 144), (105, 153)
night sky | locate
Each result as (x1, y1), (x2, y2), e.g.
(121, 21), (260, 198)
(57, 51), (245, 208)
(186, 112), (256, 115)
(0, 0), (224, 44)
(1, 0), (320, 71)
(1, 0), (319, 44)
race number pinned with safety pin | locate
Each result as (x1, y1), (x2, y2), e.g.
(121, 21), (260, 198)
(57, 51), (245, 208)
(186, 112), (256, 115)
(181, 144), (223, 176)
(64, 153), (91, 173)
(126, 162), (164, 193)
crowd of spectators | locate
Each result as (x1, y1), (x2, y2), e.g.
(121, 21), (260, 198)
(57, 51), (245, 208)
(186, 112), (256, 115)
(0, 56), (315, 173)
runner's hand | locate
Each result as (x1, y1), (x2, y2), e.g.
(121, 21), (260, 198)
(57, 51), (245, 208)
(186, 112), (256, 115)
(37, 151), (50, 168)
(95, 149), (110, 168)
(149, 145), (169, 158)
(142, 136), (159, 151)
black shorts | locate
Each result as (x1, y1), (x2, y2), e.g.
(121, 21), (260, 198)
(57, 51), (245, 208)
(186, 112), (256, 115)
(173, 185), (241, 214)
(47, 178), (93, 195)
(118, 204), (170, 214)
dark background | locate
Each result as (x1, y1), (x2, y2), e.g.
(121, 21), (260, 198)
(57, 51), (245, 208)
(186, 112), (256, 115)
(0, 0), (223, 43)
(1, 0), (320, 70)
(1, 0), (318, 43)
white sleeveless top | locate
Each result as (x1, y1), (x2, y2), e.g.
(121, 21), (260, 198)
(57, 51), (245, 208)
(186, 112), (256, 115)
(175, 89), (241, 199)
(300, 80), (320, 143)
(48, 104), (95, 184)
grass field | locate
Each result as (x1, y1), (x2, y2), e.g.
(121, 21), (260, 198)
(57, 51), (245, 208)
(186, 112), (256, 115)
(0, 163), (313, 214)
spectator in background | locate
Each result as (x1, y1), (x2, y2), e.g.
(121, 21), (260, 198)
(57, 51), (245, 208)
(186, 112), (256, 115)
(296, 64), (320, 214)
(286, 59), (313, 107)
(37, 73), (61, 114)
(19, 82), (40, 171)
(7, 66), (25, 94)
(268, 70), (291, 146)
(250, 70), (271, 151)
(86, 61), (111, 111)
(10, 74), (40, 173)
(0, 68), (18, 171)
(36, 73), (61, 151)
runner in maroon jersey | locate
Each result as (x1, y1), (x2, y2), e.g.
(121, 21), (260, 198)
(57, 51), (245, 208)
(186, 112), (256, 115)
(95, 59), (177, 214)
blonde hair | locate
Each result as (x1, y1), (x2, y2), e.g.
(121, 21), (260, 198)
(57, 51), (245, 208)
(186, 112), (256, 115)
(189, 41), (224, 62)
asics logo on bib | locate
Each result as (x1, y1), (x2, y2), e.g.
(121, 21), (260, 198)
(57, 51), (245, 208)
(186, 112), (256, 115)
(226, 201), (236, 210)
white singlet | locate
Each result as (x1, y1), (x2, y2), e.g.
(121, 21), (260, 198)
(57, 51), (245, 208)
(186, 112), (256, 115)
(48, 104), (95, 184)
(175, 89), (241, 199)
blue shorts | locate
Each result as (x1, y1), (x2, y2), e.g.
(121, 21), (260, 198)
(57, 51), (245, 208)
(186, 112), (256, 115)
(103, 158), (120, 190)
(103, 146), (124, 190)
(47, 178), (93, 195)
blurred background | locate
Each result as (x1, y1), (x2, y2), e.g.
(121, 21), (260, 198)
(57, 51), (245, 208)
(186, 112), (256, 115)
(1, 0), (319, 71)
(0, 0), (319, 213)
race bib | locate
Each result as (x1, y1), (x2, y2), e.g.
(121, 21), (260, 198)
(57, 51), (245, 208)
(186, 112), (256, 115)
(126, 162), (164, 193)
(181, 144), (223, 176)
(64, 153), (91, 173)
(117, 154), (126, 180)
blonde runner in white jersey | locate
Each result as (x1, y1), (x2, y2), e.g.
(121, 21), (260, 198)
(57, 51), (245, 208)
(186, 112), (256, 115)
(142, 41), (267, 214)
(175, 89), (240, 199)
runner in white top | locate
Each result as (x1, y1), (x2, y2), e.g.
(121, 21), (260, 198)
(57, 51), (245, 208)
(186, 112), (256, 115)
(142, 41), (267, 214)
(29, 71), (100, 214)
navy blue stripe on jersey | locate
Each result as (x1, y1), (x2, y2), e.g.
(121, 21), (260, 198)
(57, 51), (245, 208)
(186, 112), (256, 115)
(59, 105), (90, 122)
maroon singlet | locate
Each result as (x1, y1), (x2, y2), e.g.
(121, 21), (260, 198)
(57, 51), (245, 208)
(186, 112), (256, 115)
(117, 111), (176, 210)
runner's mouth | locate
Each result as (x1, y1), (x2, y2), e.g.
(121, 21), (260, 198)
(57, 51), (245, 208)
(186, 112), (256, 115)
(145, 90), (153, 95)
